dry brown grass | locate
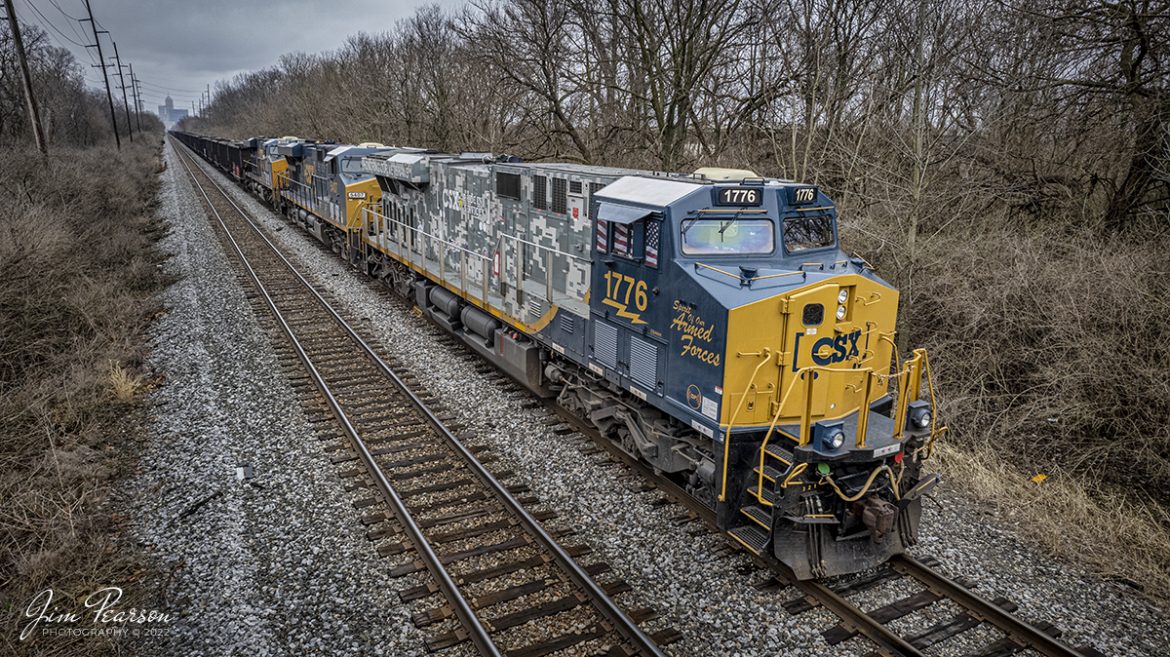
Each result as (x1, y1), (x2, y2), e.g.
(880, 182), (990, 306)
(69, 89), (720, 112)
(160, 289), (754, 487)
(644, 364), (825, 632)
(846, 205), (1170, 599)
(938, 442), (1170, 600)
(0, 135), (169, 655)
(108, 362), (144, 402)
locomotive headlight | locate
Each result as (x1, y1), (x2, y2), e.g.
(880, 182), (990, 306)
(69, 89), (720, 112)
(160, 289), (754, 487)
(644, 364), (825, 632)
(815, 420), (847, 452)
(906, 401), (933, 431)
(836, 304), (847, 320)
(838, 289), (849, 304)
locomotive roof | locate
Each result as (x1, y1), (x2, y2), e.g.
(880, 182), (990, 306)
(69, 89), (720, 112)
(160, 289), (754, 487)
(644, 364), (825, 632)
(596, 175), (705, 207)
(517, 162), (647, 177)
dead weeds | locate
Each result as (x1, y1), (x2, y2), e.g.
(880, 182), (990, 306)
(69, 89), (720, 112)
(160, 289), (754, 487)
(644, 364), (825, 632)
(0, 136), (170, 655)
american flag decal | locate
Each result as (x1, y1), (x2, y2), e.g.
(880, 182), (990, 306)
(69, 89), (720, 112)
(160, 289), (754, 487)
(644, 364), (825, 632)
(613, 224), (630, 256)
(645, 220), (660, 268)
(596, 219), (608, 253)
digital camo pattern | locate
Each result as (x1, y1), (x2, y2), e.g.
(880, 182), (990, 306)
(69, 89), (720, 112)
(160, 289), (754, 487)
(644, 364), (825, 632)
(362, 154), (640, 326)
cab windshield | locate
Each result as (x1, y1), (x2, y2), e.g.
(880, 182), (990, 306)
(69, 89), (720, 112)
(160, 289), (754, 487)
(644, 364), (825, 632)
(680, 218), (774, 255)
(782, 214), (835, 252)
(342, 158), (364, 174)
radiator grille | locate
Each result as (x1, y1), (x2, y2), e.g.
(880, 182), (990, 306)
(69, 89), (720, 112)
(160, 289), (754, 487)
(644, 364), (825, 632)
(552, 177), (568, 213)
(594, 321), (618, 368)
(629, 336), (658, 390)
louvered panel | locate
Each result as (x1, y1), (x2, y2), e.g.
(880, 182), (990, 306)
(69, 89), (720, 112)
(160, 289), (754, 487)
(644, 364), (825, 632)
(594, 321), (618, 368)
(629, 336), (658, 390)
(560, 314), (575, 334)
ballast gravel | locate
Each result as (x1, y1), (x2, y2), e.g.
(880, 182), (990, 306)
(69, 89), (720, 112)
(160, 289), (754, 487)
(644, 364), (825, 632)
(124, 142), (434, 657)
(144, 144), (1170, 657)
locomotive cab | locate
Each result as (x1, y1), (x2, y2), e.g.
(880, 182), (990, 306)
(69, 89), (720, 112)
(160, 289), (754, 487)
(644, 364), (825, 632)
(589, 174), (943, 579)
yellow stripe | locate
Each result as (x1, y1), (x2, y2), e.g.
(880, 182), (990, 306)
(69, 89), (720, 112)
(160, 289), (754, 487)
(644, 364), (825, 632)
(741, 508), (769, 530)
(365, 238), (559, 335)
(727, 532), (762, 555)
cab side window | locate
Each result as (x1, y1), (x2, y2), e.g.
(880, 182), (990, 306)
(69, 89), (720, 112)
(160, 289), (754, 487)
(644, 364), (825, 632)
(612, 223), (634, 258)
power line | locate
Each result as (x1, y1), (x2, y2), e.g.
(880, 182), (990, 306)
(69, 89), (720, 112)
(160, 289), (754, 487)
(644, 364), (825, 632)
(24, 0), (86, 47)
(48, 0), (91, 47)
(46, 0), (78, 21)
(137, 80), (204, 94)
(81, 0), (119, 149)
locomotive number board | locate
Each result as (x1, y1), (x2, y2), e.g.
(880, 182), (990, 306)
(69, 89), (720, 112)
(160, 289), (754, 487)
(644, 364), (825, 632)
(714, 187), (764, 207)
(789, 186), (818, 204)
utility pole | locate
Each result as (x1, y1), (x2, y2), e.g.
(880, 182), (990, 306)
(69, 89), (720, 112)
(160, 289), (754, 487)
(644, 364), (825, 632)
(129, 63), (143, 131)
(110, 41), (133, 141)
(205, 83), (211, 115)
(81, 0), (119, 149)
(191, 100), (196, 117)
(3, 0), (48, 155)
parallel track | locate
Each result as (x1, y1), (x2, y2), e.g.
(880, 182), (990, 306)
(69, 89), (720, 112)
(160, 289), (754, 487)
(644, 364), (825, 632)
(172, 139), (674, 657)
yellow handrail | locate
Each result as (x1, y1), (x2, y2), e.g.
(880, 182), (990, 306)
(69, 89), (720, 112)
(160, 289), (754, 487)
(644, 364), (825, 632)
(718, 348), (772, 502)
(893, 349), (925, 439)
(754, 371), (810, 506)
(719, 346), (941, 509)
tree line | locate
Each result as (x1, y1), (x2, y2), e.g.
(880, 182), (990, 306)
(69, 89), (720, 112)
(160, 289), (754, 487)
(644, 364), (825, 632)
(0, 21), (156, 147)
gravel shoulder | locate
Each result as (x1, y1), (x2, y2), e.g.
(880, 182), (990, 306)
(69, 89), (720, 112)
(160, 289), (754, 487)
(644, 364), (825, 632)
(125, 142), (433, 657)
(139, 141), (1170, 657)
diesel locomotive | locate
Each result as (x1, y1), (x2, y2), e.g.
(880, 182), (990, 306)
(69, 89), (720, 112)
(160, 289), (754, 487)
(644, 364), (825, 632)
(172, 131), (945, 579)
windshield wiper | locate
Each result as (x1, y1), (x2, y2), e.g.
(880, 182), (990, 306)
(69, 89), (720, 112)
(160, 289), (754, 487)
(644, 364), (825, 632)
(718, 218), (739, 236)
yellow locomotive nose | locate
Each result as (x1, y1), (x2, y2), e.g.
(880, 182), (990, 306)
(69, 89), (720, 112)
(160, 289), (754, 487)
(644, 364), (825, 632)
(720, 274), (899, 434)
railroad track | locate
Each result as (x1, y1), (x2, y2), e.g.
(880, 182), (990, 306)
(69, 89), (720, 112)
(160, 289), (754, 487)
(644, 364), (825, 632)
(171, 139), (677, 657)
(548, 408), (1110, 657)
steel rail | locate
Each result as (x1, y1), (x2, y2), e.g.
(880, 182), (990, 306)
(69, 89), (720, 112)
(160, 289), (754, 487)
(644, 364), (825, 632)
(790, 577), (925, 657)
(552, 396), (1103, 657)
(893, 555), (1090, 657)
(548, 405), (924, 656)
(173, 144), (502, 657)
(173, 139), (667, 657)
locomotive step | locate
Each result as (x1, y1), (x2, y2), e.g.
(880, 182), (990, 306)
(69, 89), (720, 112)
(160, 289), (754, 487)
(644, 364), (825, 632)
(728, 524), (769, 556)
(750, 485), (778, 505)
(741, 504), (772, 530)
(763, 445), (793, 465)
(753, 464), (784, 482)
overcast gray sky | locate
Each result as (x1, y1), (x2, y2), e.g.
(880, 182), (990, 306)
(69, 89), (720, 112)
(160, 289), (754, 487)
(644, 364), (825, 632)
(16, 0), (464, 114)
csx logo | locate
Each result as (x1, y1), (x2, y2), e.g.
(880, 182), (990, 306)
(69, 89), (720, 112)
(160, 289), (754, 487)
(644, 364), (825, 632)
(793, 329), (862, 370)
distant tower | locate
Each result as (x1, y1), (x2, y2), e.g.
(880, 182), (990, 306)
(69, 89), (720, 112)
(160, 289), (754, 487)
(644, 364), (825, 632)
(157, 95), (186, 124)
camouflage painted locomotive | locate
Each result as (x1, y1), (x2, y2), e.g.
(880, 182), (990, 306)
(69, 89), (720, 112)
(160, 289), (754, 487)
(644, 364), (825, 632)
(173, 131), (946, 579)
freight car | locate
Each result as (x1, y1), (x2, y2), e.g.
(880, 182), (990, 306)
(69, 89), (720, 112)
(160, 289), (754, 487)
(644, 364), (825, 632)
(173, 131), (945, 580)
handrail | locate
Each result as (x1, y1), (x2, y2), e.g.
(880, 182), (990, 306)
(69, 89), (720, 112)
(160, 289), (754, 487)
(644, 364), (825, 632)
(754, 370), (812, 506)
(693, 262), (744, 284)
(757, 353), (934, 507)
(892, 349), (925, 439)
(363, 206), (491, 265)
(718, 348), (772, 502)
(694, 262), (808, 288)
